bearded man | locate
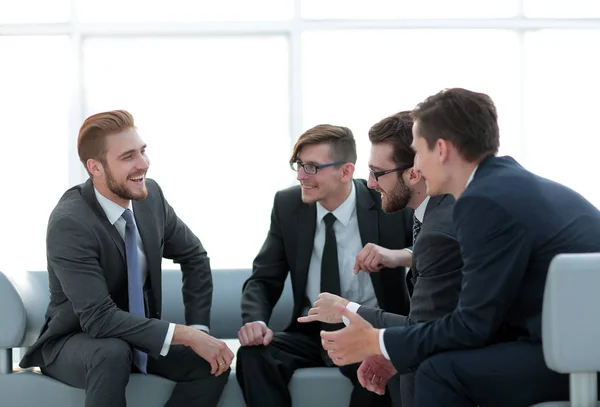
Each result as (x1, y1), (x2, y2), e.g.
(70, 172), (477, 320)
(299, 111), (463, 407)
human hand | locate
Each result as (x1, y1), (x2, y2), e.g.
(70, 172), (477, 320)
(354, 243), (410, 273)
(238, 321), (274, 347)
(320, 303), (381, 366)
(188, 329), (234, 376)
(297, 292), (349, 324)
(358, 355), (397, 395)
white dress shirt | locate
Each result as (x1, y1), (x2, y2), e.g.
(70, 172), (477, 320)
(94, 189), (207, 357)
(305, 181), (378, 312)
(256, 182), (379, 327)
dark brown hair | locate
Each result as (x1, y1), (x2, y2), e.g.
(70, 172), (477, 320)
(368, 111), (414, 167)
(78, 110), (135, 169)
(411, 88), (499, 162)
(290, 124), (357, 166)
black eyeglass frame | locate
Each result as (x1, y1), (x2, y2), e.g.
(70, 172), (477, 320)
(369, 165), (412, 182)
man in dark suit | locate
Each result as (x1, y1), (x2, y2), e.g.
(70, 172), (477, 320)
(319, 88), (600, 407)
(236, 124), (413, 407)
(298, 111), (463, 407)
(20, 110), (233, 407)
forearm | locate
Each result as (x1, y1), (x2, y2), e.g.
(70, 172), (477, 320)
(81, 303), (170, 357)
(357, 306), (408, 329)
(181, 255), (213, 326)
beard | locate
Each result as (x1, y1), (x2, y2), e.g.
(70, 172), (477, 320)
(381, 178), (412, 213)
(105, 165), (148, 201)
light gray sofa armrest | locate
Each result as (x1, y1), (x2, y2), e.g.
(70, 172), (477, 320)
(0, 271), (27, 373)
(542, 253), (600, 407)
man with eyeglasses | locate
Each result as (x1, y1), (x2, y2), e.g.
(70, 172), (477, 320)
(297, 112), (463, 407)
(236, 124), (413, 407)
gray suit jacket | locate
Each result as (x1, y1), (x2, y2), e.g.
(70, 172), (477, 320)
(357, 194), (462, 328)
(20, 178), (212, 369)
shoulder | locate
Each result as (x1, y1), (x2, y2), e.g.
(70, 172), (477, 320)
(50, 184), (93, 225)
(274, 184), (302, 202)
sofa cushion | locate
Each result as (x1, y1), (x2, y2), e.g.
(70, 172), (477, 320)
(0, 271), (26, 348)
(0, 367), (352, 407)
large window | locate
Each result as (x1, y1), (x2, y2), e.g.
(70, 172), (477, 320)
(302, 29), (520, 180)
(0, 36), (71, 271)
(83, 36), (292, 269)
(1, 1), (600, 272)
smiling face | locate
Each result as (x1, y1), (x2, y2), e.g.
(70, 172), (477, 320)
(367, 142), (412, 213)
(411, 120), (448, 196)
(88, 127), (150, 207)
(295, 143), (354, 210)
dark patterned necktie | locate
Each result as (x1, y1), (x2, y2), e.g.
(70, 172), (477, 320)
(121, 209), (148, 374)
(413, 214), (422, 245)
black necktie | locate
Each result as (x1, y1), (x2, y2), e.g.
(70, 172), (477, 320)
(321, 213), (341, 296)
(320, 212), (344, 335)
(413, 214), (422, 245)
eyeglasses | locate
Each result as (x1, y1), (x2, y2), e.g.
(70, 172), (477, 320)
(369, 165), (411, 182)
(291, 161), (345, 175)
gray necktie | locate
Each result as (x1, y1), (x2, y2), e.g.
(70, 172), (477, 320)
(121, 209), (148, 374)
(412, 214), (422, 245)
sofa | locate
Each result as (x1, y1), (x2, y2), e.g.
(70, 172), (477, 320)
(0, 269), (353, 407)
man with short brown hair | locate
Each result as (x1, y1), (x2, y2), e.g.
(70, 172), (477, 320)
(20, 110), (233, 407)
(236, 124), (413, 407)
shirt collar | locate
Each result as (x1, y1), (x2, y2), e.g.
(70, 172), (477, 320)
(316, 181), (356, 227)
(465, 165), (479, 189)
(414, 195), (431, 223)
(94, 188), (133, 225)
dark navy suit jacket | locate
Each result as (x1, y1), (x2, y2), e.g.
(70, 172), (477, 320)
(383, 155), (600, 373)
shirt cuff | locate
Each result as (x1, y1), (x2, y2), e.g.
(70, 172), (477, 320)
(160, 323), (176, 356)
(379, 329), (390, 360)
(190, 324), (209, 333)
(342, 302), (361, 326)
(404, 247), (413, 254)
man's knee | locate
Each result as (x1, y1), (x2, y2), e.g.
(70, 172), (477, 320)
(415, 353), (454, 387)
(88, 338), (132, 371)
(236, 345), (269, 367)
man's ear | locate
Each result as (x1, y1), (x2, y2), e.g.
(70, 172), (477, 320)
(87, 158), (104, 177)
(406, 167), (422, 186)
(438, 139), (452, 165)
(341, 163), (355, 182)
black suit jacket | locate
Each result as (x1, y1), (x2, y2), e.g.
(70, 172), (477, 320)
(383, 155), (600, 374)
(241, 179), (414, 330)
(357, 194), (463, 327)
(20, 178), (212, 369)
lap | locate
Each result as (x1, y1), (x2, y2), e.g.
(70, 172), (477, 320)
(417, 341), (569, 407)
(147, 344), (213, 382)
(41, 333), (133, 388)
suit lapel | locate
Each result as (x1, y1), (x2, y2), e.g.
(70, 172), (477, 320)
(295, 203), (316, 307)
(354, 180), (384, 304)
(423, 194), (445, 220)
(81, 179), (126, 262)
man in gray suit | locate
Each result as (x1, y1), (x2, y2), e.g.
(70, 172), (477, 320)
(299, 111), (463, 407)
(19, 110), (233, 407)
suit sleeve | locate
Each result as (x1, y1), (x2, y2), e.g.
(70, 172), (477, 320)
(159, 186), (212, 327)
(357, 306), (408, 328)
(241, 192), (290, 325)
(383, 196), (531, 373)
(48, 216), (170, 357)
